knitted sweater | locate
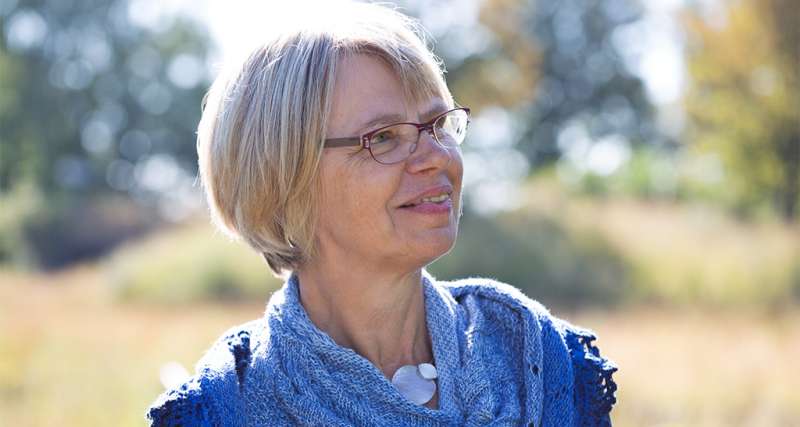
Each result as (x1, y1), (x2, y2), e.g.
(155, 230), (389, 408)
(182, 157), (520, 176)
(147, 270), (618, 426)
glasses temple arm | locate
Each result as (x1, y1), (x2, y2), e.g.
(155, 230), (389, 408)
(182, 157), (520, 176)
(323, 137), (362, 148)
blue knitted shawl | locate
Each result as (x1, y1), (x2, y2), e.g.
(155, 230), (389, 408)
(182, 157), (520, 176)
(147, 271), (617, 426)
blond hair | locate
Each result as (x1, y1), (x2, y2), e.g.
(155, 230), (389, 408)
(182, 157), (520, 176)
(197, 2), (453, 276)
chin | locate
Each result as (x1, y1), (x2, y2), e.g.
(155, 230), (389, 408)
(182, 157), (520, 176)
(411, 225), (458, 263)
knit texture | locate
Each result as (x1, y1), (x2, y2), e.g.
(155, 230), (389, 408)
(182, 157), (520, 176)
(147, 270), (618, 426)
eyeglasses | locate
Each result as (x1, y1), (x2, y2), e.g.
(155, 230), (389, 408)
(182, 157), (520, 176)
(324, 107), (471, 165)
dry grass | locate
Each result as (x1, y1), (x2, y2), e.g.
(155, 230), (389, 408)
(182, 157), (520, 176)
(0, 266), (264, 426)
(564, 307), (800, 426)
(520, 179), (800, 306)
(1, 266), (798, 426)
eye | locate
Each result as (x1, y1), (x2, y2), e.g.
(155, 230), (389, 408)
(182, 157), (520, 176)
(371, 128), (397, 145)
(368, 125), (405, 157)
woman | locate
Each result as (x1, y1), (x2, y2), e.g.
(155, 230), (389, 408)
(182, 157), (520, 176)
(148, 2), (617, 426)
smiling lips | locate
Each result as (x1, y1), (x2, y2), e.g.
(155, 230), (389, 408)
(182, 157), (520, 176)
(400, 192), (451, 208)
(400, 185), (453, 208)
(399, 185), (454, 214)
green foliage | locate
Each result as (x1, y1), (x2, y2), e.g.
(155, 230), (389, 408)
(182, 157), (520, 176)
(684, 0), (800, 221)
(105, 221), (281, 304)
(0, 180), (44, 267)
(409, 0), (657, 167)
(563, 147), (715, 200)
(429, 210), (633, 308)
(0, 0), (211, 198)
(0, 189), (161, 270)
(1, 0), (213, 268)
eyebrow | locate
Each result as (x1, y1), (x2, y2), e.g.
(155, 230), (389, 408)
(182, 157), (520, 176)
(356, 101), (449, 133)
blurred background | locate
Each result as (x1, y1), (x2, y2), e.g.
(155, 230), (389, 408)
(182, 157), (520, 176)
(1, 0), (798, 425)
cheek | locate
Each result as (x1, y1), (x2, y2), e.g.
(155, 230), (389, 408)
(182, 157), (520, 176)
(319, 163), (358, 237)
(323, 163), (400, 235)
(359, 175), (401, 229)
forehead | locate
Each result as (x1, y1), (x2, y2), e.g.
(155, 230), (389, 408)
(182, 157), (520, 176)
(327, 54), (445, 136)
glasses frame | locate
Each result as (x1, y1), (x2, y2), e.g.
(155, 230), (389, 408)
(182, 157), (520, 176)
(323, 107), (471, 165)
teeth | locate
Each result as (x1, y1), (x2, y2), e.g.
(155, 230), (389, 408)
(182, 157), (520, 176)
(420, 193), (450, 203)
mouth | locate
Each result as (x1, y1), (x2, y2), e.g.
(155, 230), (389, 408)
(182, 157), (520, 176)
(399, 191), (452, 208)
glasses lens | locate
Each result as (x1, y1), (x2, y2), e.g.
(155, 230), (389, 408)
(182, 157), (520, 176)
(434, 109), (469, 146)
(368, 109), (470, 165)
(369, 124), (418, 164)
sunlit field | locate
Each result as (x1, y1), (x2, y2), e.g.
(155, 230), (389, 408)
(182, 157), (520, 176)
(0, 266), (265, 426)
(2, 264), (798, 427)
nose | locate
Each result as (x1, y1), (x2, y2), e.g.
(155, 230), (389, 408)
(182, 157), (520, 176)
(404, 127), (452, 174)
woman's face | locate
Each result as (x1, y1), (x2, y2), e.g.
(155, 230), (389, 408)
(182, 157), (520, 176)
(315, 54), (463, 272)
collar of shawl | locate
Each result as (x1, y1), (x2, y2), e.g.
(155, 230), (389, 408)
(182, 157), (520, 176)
(260, 270), (464, 424)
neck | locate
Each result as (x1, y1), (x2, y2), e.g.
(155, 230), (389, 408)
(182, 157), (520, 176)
(295, 261), (433, 379)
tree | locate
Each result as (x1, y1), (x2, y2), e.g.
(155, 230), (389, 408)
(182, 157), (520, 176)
(684, 0), (799, 222)
(1, 0), (210, 198)
(0, 0), (212, 266)
(411, 0), (657, 168)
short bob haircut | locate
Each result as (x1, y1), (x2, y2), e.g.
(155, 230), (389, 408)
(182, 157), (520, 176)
(197, 2), (454, 276)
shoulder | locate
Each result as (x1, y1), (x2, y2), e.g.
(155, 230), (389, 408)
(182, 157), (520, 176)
(439, 276), (618, 424)
(438, 275), (553, 320)
(146, 319), (265, 427)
